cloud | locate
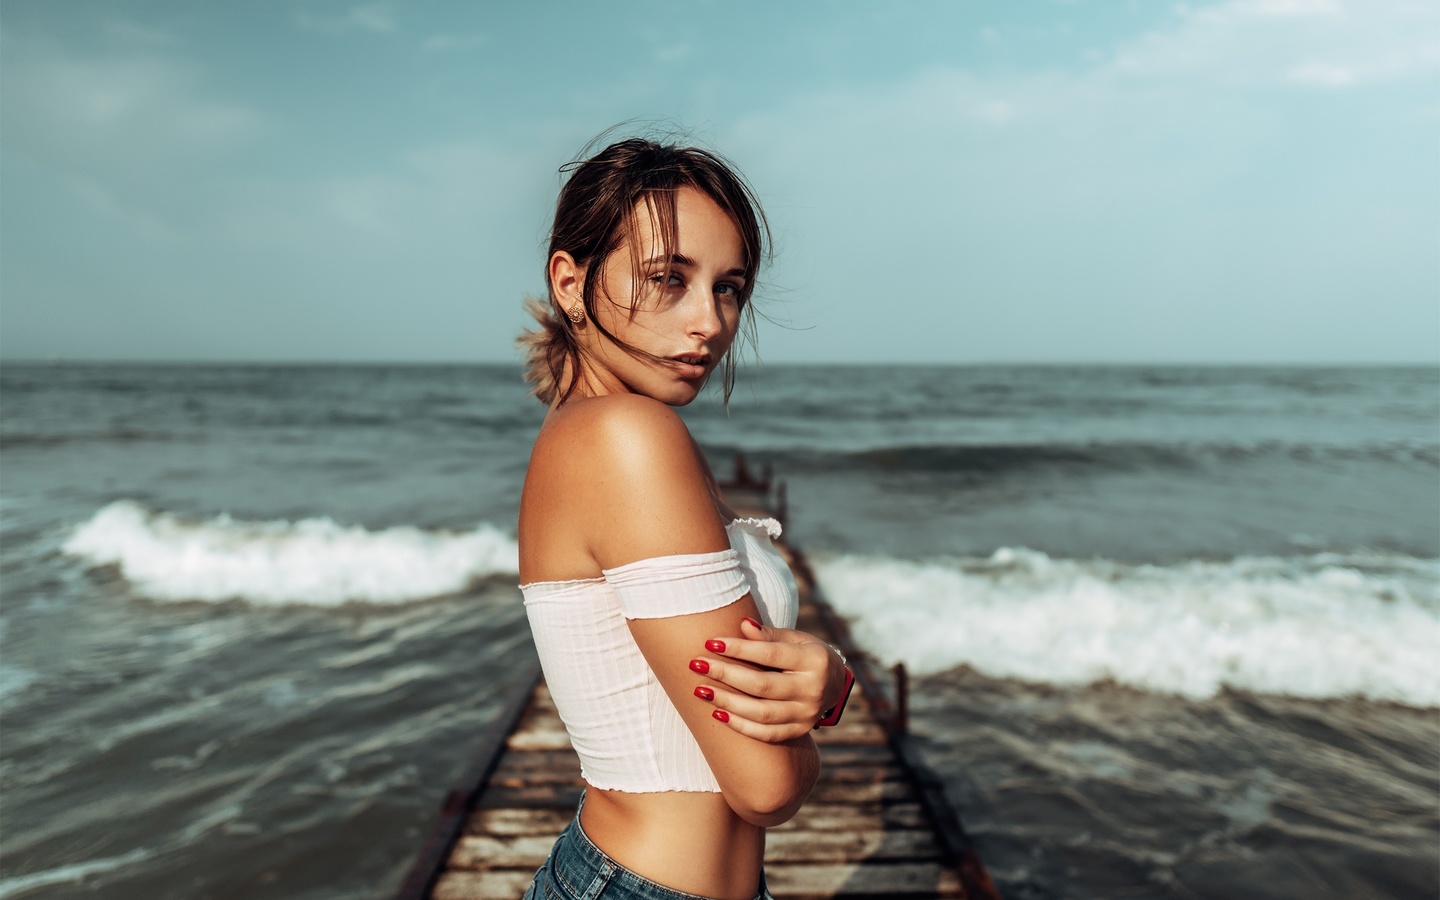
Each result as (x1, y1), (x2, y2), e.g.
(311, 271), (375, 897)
(1118, 0), (1439, 87)
(638, 26), (695, 64)
(1, 34), (265, 242)
(423, 32), (488, 51)
(65, 175), (185, 244)
(974, 99), (1015, 124)
(190, 137), (564, 361)
(726, 0), (1438, 215)
(3, 40), (264, 153)
(104, 22), (179, 45)
(717, 0), (1438, 361)
(1192, 0), (1342, 20)
(294, 3), (396, 35)
(216, 139), (557, 251)
(654, 43), (694, 63)
(1287, 61), (1357, 85)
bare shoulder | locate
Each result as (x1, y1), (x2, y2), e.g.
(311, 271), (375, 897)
(539, 393), (691, 455)
(529, 395), (725, 567)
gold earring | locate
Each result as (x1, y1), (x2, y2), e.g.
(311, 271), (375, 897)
(565, 296), (585, 325)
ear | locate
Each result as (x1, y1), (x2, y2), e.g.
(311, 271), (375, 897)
(548, 251), (584, 305)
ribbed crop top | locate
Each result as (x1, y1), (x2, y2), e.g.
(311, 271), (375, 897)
(520, 517), (800, 793)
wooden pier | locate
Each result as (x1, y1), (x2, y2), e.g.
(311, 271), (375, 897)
(397, 458), (998, 900)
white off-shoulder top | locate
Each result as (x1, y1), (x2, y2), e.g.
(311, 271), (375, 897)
(520, 517), (800, 793)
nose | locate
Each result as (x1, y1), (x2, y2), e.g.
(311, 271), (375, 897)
(687, 284), (726, 341)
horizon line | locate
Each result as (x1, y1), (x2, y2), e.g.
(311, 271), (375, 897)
(2, 357), (1436, 369)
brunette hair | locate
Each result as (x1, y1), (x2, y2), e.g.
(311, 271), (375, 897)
(518, 136), (770, 405)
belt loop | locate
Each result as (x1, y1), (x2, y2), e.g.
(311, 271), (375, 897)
(580, 860), (615, 900)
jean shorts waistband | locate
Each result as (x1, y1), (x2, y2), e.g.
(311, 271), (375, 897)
(525, 793), (773, 900)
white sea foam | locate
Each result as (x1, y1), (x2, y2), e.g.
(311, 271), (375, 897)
(0, 847), (154, 899)
(815, 548), (1440, 706)
(0, 663), (41, 705)
(63, 501), (519, 606)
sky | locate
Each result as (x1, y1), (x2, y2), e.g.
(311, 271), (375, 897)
(2, 0), (1437, 364)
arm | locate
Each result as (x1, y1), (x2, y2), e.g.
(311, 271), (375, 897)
(688, 617), (851, 743)
(575, 396), (819, 826)
(628, 606), (819, 825)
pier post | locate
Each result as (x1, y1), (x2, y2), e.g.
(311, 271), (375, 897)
(893, 662), (909, 734)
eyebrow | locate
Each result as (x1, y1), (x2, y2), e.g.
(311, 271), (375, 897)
(642, 254), (747, 279)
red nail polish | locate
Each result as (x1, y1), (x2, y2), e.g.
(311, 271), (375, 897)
(741, 617), (761, 630)
(689, 659), (709, 674)
(712, 710), (729, 723)
(705, 639), (726, 654)
(694, 686), (714, 701)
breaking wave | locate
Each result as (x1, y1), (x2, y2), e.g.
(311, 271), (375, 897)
(63, 501), (519, 606)
(815, 548), (1440, 707)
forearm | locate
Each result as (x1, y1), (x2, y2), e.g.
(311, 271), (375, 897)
(653, 650), (821, 826)
(717, 732), (819, 827)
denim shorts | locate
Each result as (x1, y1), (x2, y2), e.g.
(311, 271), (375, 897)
(522, 797), (774, 900)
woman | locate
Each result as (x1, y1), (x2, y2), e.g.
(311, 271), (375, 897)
(517, 136), (854, 900)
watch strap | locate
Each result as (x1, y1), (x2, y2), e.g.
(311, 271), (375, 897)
(814, 665), (855, 728)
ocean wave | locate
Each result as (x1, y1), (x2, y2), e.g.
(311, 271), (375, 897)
(815, 549), (1440, 707)
(720, 440), (1440, 476)
(0, 428), (184, 449)
(0, 847), (155, 899)
(63, 501), (519, 606)
(0, 663), (41, 706)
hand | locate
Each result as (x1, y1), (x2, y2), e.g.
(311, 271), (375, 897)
(689, 617), (849, 743)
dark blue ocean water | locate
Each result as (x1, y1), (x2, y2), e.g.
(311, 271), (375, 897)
(2, 363), (1436, 899)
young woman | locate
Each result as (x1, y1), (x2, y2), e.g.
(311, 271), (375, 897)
(517, 137), (853, 900)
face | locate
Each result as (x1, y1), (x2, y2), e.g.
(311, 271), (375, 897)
(568, 186), (746, 406)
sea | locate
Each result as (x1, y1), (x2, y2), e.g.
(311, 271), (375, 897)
(1, 362), (1436, 900)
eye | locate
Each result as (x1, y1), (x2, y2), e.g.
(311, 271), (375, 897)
(648, 272), (684, 288)
(715, 282), (742, 301)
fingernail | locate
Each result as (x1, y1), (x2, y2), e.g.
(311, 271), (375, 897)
(694, 686), (714, 701)
(712, 710), (729, 723)
(705, 639), (726, 654)
(689, 659), (709, 674)
(741, 617), (761, 630)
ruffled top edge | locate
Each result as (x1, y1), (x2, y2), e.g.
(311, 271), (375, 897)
(519, 516), (782, 590)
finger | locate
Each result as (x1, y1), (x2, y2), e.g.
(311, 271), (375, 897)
(705, 636), (827, 674)
(703, 684), (816, 726)
(768, 627), (821, 646)
(706, 703), (814, 744)
(737, 618), (813, 648)
(738, 617), (766, 640)
(692, 654), (802, 700)
(715, 714), (810, 744)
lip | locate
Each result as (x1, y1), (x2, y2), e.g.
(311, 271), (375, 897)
(665, 353), (711, 380)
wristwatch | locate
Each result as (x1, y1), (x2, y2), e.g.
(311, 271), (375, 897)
(814, 664), (855, 728)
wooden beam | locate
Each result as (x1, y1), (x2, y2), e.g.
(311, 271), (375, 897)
(395, 659), (542, 900)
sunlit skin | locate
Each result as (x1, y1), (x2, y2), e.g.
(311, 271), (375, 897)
(517, 187), (846, 899)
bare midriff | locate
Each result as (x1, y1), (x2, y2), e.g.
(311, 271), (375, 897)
(580, 787), (765, 900)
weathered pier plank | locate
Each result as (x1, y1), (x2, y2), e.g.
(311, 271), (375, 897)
(399, 458), (998, 900)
